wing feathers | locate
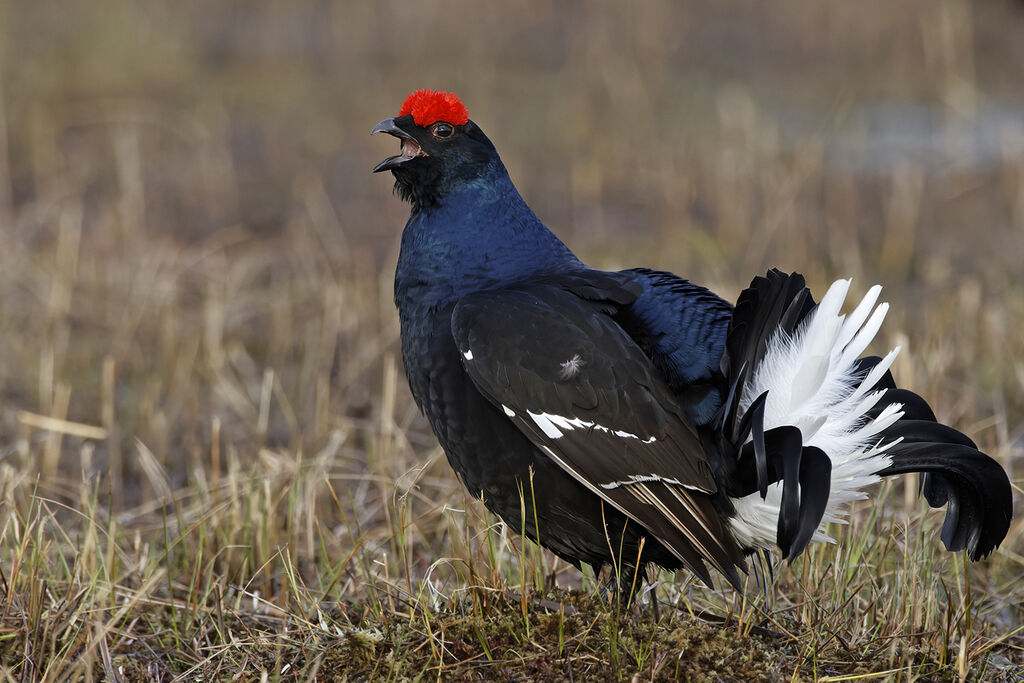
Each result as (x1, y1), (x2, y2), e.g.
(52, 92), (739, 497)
(452, 275), (745, 586)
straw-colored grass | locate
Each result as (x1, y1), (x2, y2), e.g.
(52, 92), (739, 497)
(0, 1), (1021, 680)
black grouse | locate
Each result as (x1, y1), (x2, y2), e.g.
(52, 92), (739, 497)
(373, 89), (1013, 597)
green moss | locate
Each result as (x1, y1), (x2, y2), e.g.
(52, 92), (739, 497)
(309, 589), (788, 681)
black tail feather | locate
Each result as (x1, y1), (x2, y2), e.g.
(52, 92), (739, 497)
(770, 426), (805, 556)
(721, 269), (815, 425)
(879, 439), (1011, 560)
(790, 446), (832, 560)
(860, 376), (1011, 560)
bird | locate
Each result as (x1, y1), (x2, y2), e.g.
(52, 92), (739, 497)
(372, 89), (1013, 599)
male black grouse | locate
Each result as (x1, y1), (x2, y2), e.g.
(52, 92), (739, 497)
(373, 89), (1013, 597)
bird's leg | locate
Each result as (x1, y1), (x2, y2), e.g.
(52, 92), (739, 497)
(598, 563), (646, 607)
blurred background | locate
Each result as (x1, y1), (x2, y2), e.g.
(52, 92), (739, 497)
(0, 0), (1021, 535)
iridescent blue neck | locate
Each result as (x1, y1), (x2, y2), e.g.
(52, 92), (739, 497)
(394, 163), (579, 311)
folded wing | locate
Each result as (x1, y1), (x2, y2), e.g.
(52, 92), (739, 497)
(450, 273), (746, 587)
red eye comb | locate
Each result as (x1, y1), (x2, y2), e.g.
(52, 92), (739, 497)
(398, 89), (469, 127)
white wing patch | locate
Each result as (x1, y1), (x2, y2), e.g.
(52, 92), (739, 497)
(527, 411), (564, 439)
(526, 411), (657, 443)
(599, 474), (702, 490)
(462, 349), (474, 361)
(501, 404), (516, 417)
(728, 279), (906, 549)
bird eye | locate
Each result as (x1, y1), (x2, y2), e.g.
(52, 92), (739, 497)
(432, 123), (455, 138)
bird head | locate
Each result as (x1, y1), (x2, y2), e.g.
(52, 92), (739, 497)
(372, 89), (499, 209)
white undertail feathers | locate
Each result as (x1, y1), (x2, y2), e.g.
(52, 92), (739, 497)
(728, 279), (906, 550)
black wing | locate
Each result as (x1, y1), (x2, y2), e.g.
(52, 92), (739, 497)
(450, 272), (746, 587)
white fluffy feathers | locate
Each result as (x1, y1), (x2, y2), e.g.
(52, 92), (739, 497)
(728, 279), (905, 549)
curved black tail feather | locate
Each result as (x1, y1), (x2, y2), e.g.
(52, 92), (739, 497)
(855, 355), (1012, 560)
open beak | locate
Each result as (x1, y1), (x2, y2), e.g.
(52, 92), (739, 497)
(371, 118), (427, 173)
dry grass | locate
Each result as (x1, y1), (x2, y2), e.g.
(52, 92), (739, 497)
(0, 1), (1022, 680)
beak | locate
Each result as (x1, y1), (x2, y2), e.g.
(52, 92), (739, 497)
(371, 118), (426, 173)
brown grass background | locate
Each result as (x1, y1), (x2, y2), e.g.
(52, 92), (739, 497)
(0, 0), (1022, 679)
